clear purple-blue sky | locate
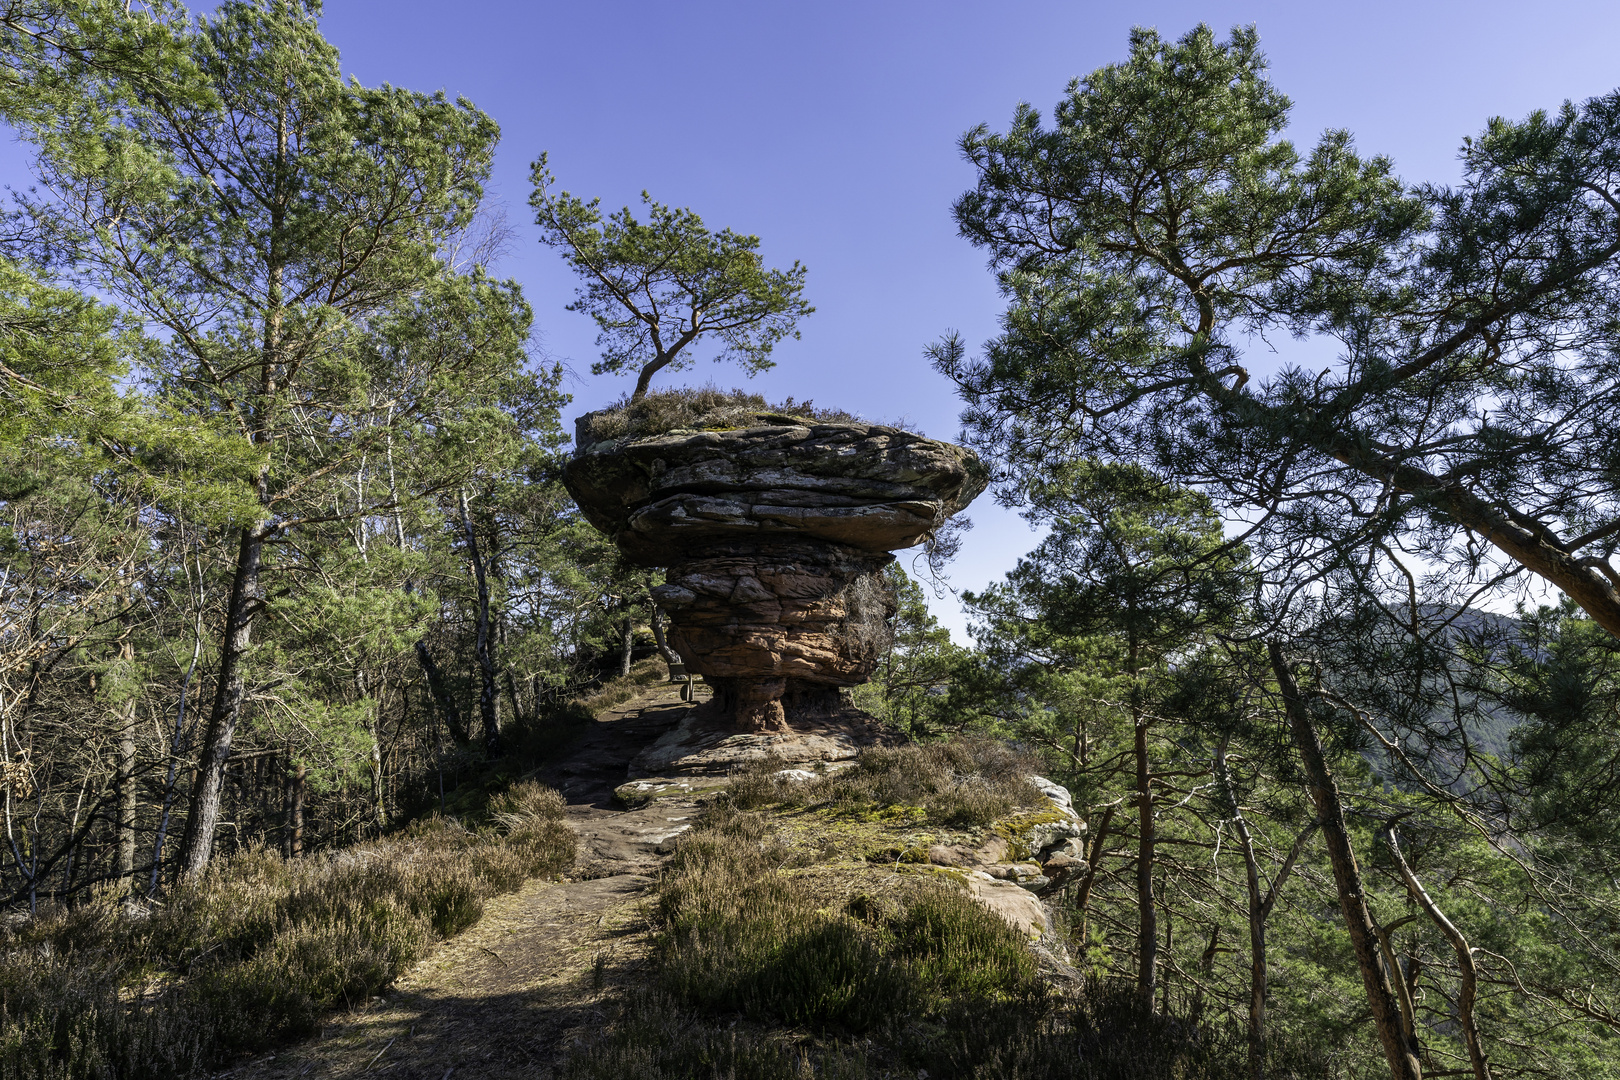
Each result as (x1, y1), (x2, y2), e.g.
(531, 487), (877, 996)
(25, 1), (1620, 638)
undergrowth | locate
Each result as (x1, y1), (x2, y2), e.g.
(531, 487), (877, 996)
(565, 754), (1337, 1079)
(575, 385), (906, 446)
(652, 802), (1040, 1033)
(730, 737), (1042, 827)
(0, 782), (574, 1079)
(571, 656), (671, 717)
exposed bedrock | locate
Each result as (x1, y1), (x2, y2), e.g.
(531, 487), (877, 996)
(563, 418), (988, 730)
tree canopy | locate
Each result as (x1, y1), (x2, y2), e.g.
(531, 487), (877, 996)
(933, 23), (1620, 639)
(530, 155), (813, 401)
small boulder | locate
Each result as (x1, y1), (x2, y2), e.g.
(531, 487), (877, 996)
(1039, 852), (1086, 891)
(1028, 774), (1078, 818)
(967, 872), (1048, 937)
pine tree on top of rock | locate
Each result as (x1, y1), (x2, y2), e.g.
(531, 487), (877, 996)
(529, 153), (814, 402)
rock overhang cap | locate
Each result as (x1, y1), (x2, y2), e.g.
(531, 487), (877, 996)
(563, 419), (989, 566)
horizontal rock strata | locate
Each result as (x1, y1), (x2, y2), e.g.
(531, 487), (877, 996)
(564, 416), (987, 731)
(566, 419), (987, 564)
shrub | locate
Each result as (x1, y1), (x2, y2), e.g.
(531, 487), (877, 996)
(574, 385), (884, 446)
(0, 782), (576, 1079)
(730, 738), (1043, 826)
(892, 888), (1036, 1003)
(560, 988), (840, 1080)
(568, 752), (1337, 1079)
(650, 804), (1041, 1037)
(571, 657), (669, 716)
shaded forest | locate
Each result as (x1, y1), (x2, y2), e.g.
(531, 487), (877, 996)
(2, 7), (1619, 1080)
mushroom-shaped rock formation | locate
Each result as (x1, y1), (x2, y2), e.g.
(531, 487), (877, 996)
(564, 413), (988, 731)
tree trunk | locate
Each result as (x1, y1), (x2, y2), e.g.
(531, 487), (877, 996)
(1074, 805), (1115, 943)
(177, 525), (263, 880)
(649, 601), (681, 668)
(1218, 736), (1269, 1080)
(370, 730), (384, 830)
(1386, 824), (1492, 1080)
(415, 641), (469, 744)
(1135, 714), (1157, 1012)
(177, 103), (284, 879)
(149, 590), (202, 897)
(1268, 642), (1423, 1080)
(618, 615), (634, 678)
(357, 671), (385, 832)
(460, 490), (500, 755)
(494, 608), (523, 727)
(284, 760), (305, 858)
(115, 722), (136, 879)
(114, 602), (137, 881)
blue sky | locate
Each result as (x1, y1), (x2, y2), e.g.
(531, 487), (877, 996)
(15, 0), (1620, 638)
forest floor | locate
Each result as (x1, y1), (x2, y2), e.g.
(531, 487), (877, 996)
(216, 684), (706, 1080)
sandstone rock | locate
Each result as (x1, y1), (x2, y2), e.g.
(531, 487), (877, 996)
(1009, 775), (1087, 857)
(565, 421), (987, 564)
(967, 872), (1048, 937)
(774, 768), (819, 783)
(1040, 852), (1085, 874)
(564, 418), (987, 731)
(1047, 836), (1087, 860)
(1023, 817), (1085, 856)
(629, 703), (897, 776)
(655, 540), (896, 728)
(1039, 852), (1086, 893)
(1029, 775), (1079, 820)
(612, 776), (729, 809)
(974, 836), (1010, 865)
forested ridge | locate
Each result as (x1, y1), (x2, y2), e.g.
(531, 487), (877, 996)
(2, 6), (1619, 1080)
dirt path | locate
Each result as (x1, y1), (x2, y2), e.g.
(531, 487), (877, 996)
(218, 687), (703, 1080)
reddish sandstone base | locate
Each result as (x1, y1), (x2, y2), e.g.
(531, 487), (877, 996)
(652, 540), (896, 731)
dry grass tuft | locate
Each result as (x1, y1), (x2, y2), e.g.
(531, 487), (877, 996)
(731, 737), (1042, 827)
(574, 385), (908, 447)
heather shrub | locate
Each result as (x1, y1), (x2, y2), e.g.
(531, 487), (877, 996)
(560, 988), (859, 1080)
(0, 783), (575, 1079)
(651, 806), (1038, 1036)
(567, 742), (1334, 1079)
(732, 738), (1042, 826)
(574, 385), (882, 446)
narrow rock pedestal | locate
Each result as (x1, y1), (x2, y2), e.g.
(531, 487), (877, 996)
(653, 539), (893, 730)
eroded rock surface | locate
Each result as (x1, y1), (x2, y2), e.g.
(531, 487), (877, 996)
(566, 419), (986, 562)
(564, 417), (987, 731)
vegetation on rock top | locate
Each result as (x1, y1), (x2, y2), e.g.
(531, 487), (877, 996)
(573, 385), (906, 448)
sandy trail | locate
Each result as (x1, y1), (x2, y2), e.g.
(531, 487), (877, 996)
(218, 688), (702, 1080)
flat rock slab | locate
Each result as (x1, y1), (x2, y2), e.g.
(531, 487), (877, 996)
(967, 872), (1050, 938)
(564, 421), (988, 564)
(628, 703), (895, 776)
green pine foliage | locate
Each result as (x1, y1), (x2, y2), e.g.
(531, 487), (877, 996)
(1, 8), (1619, 1080)
(531, 157), (814, 400)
